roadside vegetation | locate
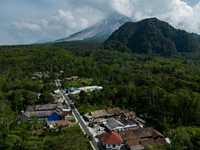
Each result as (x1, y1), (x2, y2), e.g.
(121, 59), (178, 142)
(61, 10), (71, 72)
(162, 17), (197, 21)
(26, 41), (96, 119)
(1, 41), (200, 149)
(60, 78), (93, 89)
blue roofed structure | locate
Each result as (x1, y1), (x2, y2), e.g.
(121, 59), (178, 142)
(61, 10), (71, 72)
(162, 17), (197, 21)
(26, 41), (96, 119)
(22, 103), (63, 122)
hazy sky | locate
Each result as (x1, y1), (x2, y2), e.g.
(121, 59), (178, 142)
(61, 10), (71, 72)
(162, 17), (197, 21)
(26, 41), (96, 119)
(0, 0), (200, 45)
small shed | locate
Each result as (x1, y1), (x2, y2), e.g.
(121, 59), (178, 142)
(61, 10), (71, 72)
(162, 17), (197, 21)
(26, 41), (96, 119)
(60, 111), (73, 120)
(56, 120), (71, 129)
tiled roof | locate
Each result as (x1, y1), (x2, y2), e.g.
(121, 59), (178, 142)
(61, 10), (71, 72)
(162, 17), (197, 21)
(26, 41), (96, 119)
(106, 107), (122, 115)
(123, 110), (135, 117)
(60, 111), (72, 116)
(127, 139), (141, 146)
(101, 132), (123, 145)
(140, 139), (156, 149)
(91, 109), (108, 118)
(118, 128), (167, 149)
(132, 127), (153, 139)
(130, 145), (145, 150)
(155, 138), (167, 145)
(152, 129), (164, 138)
(56, 120), (70, 127)
(119, 127), (164, 141)
(119, 130), (136, 141)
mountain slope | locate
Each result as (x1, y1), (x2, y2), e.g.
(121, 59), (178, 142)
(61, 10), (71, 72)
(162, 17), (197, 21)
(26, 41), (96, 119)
(102, 18), (200, 55)
(55, 13), (132, 42)
(192, 33), (200, 43)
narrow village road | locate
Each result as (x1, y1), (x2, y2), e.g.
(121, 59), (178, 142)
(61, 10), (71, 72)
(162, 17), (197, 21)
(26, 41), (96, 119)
(56, 80), (99, 150)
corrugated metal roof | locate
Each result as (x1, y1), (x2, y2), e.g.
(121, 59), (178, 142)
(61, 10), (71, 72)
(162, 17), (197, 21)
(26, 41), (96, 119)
(24, 103), (63, 118)
(60, 111), (72, 116)
(119, 119), (130, 126)
(23, 110), (54, 117)
(35, 104), (58, 111)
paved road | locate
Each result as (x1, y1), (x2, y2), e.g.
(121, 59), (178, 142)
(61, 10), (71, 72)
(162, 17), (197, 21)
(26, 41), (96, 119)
(56, 80), (99, 150)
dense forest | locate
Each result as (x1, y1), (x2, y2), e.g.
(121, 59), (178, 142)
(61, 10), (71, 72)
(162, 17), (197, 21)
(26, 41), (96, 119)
(1, 30), (200, 149)
(102, 18), (200, 55)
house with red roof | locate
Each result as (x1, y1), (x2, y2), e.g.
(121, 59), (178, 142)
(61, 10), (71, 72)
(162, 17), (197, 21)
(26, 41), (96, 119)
(101, 132), (123, 150)
(59, 111), (73, 120)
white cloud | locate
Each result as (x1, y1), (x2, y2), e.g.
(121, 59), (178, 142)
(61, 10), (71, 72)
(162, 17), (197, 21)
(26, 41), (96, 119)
(2, 9), (89, 44)
(10, 22), (41, 31)
(2, 0), (200, 45)
(109, 0), (134, 17)
(50, 9), (77, 29)
(62, 0), (200, 35)
(132, 0), (200, 34)
(80, 18), (88, 28)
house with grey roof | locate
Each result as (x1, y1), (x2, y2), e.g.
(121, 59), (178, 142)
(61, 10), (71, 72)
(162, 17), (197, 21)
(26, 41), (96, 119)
(22, 103), (63, 123)
(104, 120), (124, 132)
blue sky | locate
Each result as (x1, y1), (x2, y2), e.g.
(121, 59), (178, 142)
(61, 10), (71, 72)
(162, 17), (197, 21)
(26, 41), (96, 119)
(0, 0), (200, 45)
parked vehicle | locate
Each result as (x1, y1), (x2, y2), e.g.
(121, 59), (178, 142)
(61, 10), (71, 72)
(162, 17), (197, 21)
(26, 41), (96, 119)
(88, 135), (93, 141)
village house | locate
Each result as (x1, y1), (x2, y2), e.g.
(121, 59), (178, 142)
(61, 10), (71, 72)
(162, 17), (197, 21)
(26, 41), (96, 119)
(53, 89), (60, 94)
(119, 118), (143, 130)
(22, 103), (63, 123)
(62, 104), (71, 112)
(90, 109), (108, 122)
(56, 120), (71, 129)
(84, 109), (108, 122)
(101, 132), (123, 150)
(65, 77), (72, 81)
(53, 97), (65, 104)
(127, 118), (144, 128)
(47, 120), (71, 130)
(34, 92), (41, 99)
(32, 72), (49, 79)
(123, 110), (135, 119)
(104, 120), (124, 132)
(127, 139), (145, 150)
(106, 107), (123, 119)
(118, 127), (170, 149)
(84, 107), (123, 122)
(105, 118), (143, 132)
(59, 111), (73, 120)
(71, 76), (79, 80)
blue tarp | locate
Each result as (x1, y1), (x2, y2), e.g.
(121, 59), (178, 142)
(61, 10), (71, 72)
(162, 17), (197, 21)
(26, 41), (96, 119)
(47, 113), (60, 121)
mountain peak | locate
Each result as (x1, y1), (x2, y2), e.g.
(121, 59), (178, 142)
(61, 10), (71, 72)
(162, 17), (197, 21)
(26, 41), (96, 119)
(55, 13), (132, 42)
(102, 17), (200, 55)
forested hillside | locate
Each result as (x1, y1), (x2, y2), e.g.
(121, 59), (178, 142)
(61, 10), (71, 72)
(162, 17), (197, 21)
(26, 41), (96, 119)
(102, 18), (200, 55)
(1, 39), (200, 149)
